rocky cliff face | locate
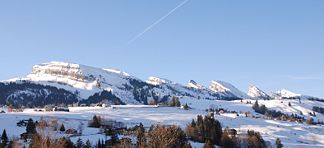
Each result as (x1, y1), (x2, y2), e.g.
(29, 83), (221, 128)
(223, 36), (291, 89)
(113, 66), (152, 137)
(31, 62), (95, 82)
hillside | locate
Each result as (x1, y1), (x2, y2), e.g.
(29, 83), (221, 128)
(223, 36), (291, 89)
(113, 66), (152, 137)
(2, 61), (254, 106)
(1, 61), (321, 107)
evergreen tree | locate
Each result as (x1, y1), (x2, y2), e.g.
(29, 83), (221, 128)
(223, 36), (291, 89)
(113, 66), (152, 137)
(1, 129), (8, 147)
(252, 100), (269, 115)
(90, 115), (101, 128)
(221, 131), (236, 148)
(247, 130), (266, 148)
(136, 123), (146, 148)
(104, 127), (119, 147)
(191, 119), (196, 127)
(197, 115), (203, 128)
(259, 105), (267, 114)
(83, 139), (91, 148)
(204, 116), (222, 145)
(60, 124), (66, 132)
(252, 100), (259, 110)
(275, 138), (283, 148)
(175, 97), (181, 107)
(100, 139), (105, 148)
(183, 103), (189, 110)
(58, 137), (74, 148)
(97, 139), (101, 148)
(169, 97), (175, 106)
(299, 98), (301, 104)
(75, 138), (83, 148)
(186, 115), (222, 145)
(169, 97), (181, 107)
(67, 138), (75, 148)
(183, 142), (192, 148)
(110, 130), (119, 146)
(26, 118), (36, 134)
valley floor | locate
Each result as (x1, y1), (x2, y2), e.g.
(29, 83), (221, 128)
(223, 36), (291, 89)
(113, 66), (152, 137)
(1, 98), (324, 148)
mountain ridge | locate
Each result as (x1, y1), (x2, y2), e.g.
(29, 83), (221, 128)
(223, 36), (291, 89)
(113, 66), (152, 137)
(2, 61), (321, 106)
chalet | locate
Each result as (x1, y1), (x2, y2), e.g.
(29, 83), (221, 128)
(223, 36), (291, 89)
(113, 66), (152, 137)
(227, 129), (238, 138)
(34, 108), (44, 112)
(8, 108), (24, 112)
(219, 109), (225, 114)
(207, 111), (215, 118)
(96, 103), (109, 107)
(45, 105), (55, 112)
(53, 107), (69, 112)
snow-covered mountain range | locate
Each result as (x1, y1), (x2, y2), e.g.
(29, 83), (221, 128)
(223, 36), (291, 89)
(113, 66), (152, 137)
(0, 61), (320, 106)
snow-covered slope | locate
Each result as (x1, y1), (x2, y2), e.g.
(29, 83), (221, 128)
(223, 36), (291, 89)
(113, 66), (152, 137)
(5, 61), (250, 105)
(247, 85), (270, 99)
(209, 80), (249, 99)
(146, 77), (247, 100)
(146, 76), (174, 86)
(187, 80), (204, 90)
(4, 61), (321, 105)
(271, 89), (302, 99)
(6, 62), (161, 104)
(17, 61), (142, 103)
(146, 77), (222, 100)
(2, 97), (324, 147)
(179, 97), (324, 147)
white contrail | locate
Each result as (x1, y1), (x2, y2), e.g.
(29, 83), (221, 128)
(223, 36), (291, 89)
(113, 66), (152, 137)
(127, 0), (190, 45)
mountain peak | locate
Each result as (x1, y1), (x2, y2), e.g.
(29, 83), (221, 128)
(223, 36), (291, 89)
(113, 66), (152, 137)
(146, 76), (174, 86)
(32, 61), (131, 78)
(14, 61), (140, 102)
(4, 61), (321, 106)
(103, 69), (130, 77)
(247, 85), (270, 99)
(209, 80), (230, 92)
(209, 80), (248, 99)
(187, 80), (204, 90)
(275, 89), (301, 98)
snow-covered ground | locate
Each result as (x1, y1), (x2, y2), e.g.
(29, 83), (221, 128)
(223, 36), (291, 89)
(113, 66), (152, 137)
(1, 97), (324, 147)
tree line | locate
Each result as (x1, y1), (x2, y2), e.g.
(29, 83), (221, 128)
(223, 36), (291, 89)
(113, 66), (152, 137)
(312, 106), (324, 114)
(1, 115), (284, 148)
(186, 115), (271, 148)
(252, 100), (304, 122)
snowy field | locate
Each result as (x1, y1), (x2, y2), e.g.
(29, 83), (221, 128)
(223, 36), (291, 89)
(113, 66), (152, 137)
(1, 98), (324, 147)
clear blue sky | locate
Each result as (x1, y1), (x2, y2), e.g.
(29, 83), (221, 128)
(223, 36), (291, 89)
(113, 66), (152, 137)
(0, 0), (323, 97)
